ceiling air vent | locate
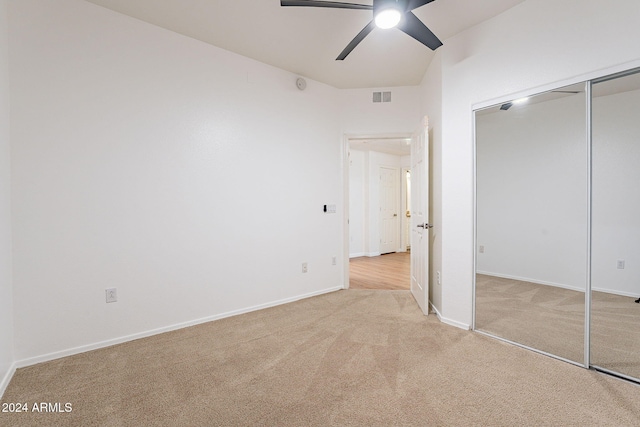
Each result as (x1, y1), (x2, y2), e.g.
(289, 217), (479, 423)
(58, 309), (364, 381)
(373, 91), (391, 103)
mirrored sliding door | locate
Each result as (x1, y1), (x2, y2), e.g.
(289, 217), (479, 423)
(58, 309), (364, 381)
(475, 83), (588, 364)
(591, 70), (640, 381)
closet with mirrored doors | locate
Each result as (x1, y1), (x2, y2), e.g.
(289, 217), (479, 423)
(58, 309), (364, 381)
(474, 67), (640, 383)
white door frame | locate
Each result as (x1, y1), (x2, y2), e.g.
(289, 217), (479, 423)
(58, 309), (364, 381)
(342, 135), (350, 288)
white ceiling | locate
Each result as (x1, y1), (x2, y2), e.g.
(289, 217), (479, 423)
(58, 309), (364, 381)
(83, 0), (526, 89)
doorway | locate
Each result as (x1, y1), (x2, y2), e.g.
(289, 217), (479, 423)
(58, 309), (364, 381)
(346, 135), (411, 290)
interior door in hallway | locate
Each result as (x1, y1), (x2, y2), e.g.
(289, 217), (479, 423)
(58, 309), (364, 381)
(411, 117), (430, 315)
(379, 166), (399, 254)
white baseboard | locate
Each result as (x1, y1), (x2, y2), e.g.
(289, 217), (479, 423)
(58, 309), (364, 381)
(349, 252), (381, 258)
(591, 287), (639, 298)
(430, 302), (470, 331)
(15, 286), (343, 370)
(429, 301), (441, 317)
(440, 316), (471, 331)
(0, 362), (17, 399)
(476, 271), (584, 293)
(477, 271), (639, 298)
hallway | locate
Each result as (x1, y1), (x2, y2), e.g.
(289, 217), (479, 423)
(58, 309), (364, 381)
(349, 252), (410, 290)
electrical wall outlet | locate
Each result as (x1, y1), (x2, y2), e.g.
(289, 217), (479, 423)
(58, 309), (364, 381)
(617, 260), (625, 269)
(332, 256), (337, 266)
(302, 262), (308, 273)
(105, 288), (117, 303)
(479, 245), (485, 253)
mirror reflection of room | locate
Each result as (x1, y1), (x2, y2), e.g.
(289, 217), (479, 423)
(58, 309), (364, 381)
(475, 83), (588, 364)
(591, 70), (640, 381)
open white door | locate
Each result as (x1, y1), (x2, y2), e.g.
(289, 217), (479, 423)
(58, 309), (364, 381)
(410, 117), (430, 315)
(379, 166), (399, 254)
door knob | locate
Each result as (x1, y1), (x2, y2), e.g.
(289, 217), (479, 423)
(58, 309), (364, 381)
(417, 223), (434, 229)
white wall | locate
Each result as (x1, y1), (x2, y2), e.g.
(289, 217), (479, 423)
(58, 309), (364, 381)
(5, 0), (427, 367)
(436, 0), (640, 328)
(0, 0), (15, 395)
(340, 86), (421, 136)
(476, 94), (588, 291)
(592, 88), (640, 297)
(9, 0), (343, 363)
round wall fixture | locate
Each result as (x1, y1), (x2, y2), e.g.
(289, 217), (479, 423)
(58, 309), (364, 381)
(296, 77), (307, 91)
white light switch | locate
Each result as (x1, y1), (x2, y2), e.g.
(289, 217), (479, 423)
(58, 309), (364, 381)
(324, 204), (336, 214)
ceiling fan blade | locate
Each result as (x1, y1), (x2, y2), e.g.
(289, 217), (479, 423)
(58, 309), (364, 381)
(336, 20), (376, 60)
(405, 0), (435, 11)
(281, 0), (372, 10)
(398, 11), (442, 50)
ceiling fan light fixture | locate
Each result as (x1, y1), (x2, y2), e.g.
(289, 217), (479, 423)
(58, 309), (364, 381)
(374, 8), (402, 29)
(281, 0), (443, 60)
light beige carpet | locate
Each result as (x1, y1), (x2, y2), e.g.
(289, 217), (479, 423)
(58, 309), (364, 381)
(476, 274), (640, 380)
(2, 289), (640, 426)
(475, 274), (585, 363)
(591, 290), (640, 379)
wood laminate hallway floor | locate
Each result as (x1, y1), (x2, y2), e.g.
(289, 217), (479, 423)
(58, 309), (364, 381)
(349, 252), (410, 290)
